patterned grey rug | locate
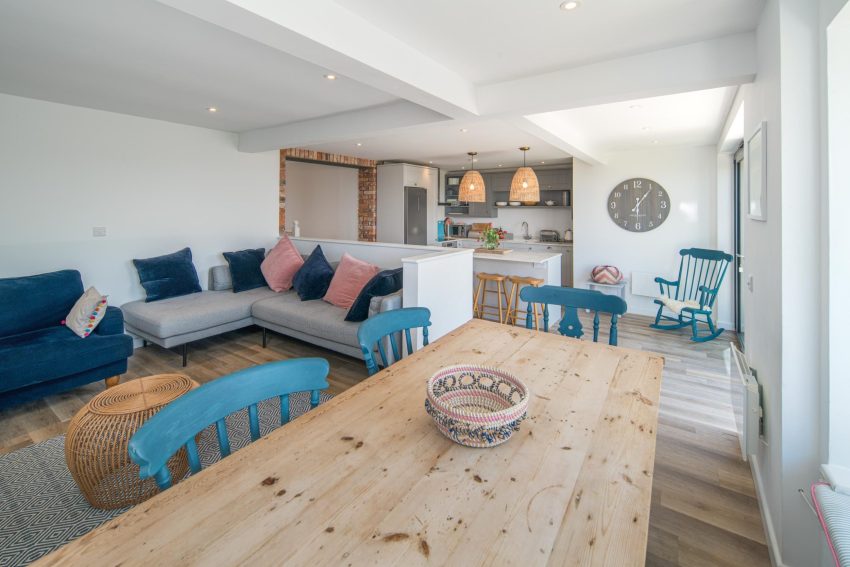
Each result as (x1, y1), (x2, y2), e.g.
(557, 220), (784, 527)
(0, 392), (332, 567)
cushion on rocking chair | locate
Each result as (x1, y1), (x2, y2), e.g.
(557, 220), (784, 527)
(658, 296), (712, 315)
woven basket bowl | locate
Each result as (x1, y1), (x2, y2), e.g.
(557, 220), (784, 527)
(425, 364), (529, 448)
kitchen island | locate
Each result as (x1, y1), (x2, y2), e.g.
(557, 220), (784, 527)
(436, 238), (573, 286)
(473, 249), (562, 327)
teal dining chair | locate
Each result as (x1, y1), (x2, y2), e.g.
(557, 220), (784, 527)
(357, 307), (432, 376)
(520, 285), (628, 346)
(128, 358), (329, 490)
(651, 247), (732, 342)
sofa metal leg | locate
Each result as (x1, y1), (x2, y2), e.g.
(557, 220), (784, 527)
(105, 376), (120, 388)
(262, 328), (268, 348)
(182, 344), (188, 367)
(142, 339), (148, 348)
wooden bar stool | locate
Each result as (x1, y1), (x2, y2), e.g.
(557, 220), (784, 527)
(473, 273), (510, 323)
(506, 276), (544, 329)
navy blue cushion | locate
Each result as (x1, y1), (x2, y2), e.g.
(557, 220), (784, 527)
(0, 325), (134, 394)
(223, 248), (267, 293)
(0, 270), (84, 338)
(345, 268), (403, 322)
(292, 246), (334, 300)
(133, 247), (201, 302)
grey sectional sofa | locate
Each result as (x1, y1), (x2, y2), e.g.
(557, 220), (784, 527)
(122, 265), (401, 365)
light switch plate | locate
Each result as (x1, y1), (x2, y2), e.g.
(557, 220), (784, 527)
(92, 226), (106, 237)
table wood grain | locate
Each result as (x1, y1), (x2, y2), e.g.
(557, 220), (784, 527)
(38, 319), (664, 566)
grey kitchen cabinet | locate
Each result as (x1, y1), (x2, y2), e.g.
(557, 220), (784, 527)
(468, 173), (497, 218)
(525, 243), (573, 287)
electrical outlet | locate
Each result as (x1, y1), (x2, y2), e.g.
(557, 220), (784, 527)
(92, 226), (106, 237)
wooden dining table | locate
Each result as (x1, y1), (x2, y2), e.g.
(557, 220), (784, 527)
(39, 319), (664, 566)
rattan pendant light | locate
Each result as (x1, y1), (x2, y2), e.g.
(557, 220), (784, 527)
(509, 146), (540, 203)
(458, 152), (486, 202)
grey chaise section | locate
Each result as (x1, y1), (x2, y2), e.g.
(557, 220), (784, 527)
(122, 265), (401, 366)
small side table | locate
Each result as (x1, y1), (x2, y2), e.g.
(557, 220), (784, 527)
(586, 279), (629, 300)
(65, 374), (198, 509)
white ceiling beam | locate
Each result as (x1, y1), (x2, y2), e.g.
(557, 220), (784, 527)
(156, 0), (478, 119)
(477, 32), (757, 116)
(509, 117), (606, 166)
(238, 100), (450, 152)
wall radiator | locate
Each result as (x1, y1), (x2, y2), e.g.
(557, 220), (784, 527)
(729, 342), (763, 461)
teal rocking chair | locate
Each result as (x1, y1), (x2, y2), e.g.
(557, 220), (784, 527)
(651, 248), (733, 342)
(128, 358), (330, 490)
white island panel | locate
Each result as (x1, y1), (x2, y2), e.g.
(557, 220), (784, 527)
(473, 251), (562, 328)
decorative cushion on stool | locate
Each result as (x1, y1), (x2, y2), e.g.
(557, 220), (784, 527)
(591, 265), (623, 285)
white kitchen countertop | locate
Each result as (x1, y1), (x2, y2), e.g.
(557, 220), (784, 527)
(448, 237), (573, 246)
(472, 251), (561, 264)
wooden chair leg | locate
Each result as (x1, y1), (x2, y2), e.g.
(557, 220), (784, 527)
(506, 282), (518, 326)
(497, 281), (505, 324)
(473, 279), (484, 319)
(105, 376), (120, 388)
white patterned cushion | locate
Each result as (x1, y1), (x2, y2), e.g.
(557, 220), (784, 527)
(65, 287), (107, 338)
(658, 296), (711, 314)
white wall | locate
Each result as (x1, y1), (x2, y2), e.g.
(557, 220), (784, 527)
(285, 161), (358, 240)
(826, 0), (850, 470)
(721, 1), (849, 565)
(0, 93), (278, 305)
(572, 146), (722, 320)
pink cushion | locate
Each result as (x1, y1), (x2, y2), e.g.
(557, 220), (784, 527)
(324, 253), (380, 309)
(261, 236), (304, 292)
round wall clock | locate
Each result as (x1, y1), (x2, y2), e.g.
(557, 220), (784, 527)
(607, 177), (670, 232)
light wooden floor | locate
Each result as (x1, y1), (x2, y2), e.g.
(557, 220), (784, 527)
(0, 314), (770, 566)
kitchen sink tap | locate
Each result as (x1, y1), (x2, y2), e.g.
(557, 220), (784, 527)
(521, 221), (531, 240)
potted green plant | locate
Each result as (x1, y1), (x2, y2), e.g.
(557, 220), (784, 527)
(482, 227), (500, 250)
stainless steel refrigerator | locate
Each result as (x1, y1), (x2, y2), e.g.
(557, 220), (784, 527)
(404, 186), (427, 245)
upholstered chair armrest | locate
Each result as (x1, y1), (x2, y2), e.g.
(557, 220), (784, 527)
(95, 306), (126, 336)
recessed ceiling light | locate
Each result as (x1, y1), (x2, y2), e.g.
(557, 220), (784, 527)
(324, 74), (337, 80)
(429, 160), (434, 164)
(460, 128), (468, 133)
(356, 142), (362, 147)
(629, 104), (642, 110)
(498, 164), (503, 167)
(540, 161), (546, 164)
(560, 1), (580, 10)
(641, 126), (652, 131)
(652, 140), (660, 144)
(207, 107), (217, 113)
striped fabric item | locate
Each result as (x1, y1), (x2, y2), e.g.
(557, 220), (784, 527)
(813, 482), (850, 567)
(590, 265), (623, 285)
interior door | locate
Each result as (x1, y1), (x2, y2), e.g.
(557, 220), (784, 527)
(733, 145), (745, 339)
(404, 186), (427, 245)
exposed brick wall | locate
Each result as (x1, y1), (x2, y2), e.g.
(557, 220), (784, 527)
(279, 149), (377, 241)
(357, 167), (377, 242)
(278, 152), (286, 235)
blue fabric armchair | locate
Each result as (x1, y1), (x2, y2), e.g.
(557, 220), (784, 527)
(0, 270), (134, 409)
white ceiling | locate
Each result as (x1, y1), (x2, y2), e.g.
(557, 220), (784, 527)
(303, 119), (570, 170)
(0, 0), (397, 132)
(334, 0), (765, 84)
(0, 0), (763, 164)
(526, 86), (737, 156)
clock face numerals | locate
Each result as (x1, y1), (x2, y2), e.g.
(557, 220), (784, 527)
(607, 178), (670, 232)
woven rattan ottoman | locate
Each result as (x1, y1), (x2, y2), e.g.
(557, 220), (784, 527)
(65, 374), (198, 509)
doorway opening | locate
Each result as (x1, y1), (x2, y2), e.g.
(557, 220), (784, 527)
(733, 143), (745, 342)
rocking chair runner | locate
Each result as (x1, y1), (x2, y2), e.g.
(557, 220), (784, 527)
(651, 247), (733, 342)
